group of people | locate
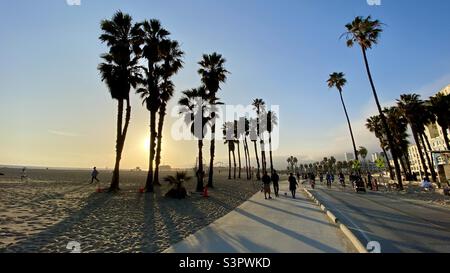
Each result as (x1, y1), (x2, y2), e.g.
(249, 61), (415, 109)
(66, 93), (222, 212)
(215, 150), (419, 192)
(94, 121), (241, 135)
(261, 171), (280, 199)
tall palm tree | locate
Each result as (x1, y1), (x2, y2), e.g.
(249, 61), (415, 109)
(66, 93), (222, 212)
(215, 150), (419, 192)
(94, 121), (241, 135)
(98, 11), (143, 192)
(397, 94), (431, 181)
(384, 107), (411, 178)
(343, 16), (403, 190)
(138, 19), (170, 192)
(223, 122), (234, 179)
(266, 111), (278, 174)
(366, 115), (394, 179)
(234, 120), (242, 179)
(327, 72), (359, 161)
(249, 117), (261, 180)
(244, 118), (252, 179)
(178, 87), (210, 192)
(429, 94), (450, 150)
(198, 53), (229, 188)
(253, 99), (267, 173)
(154, 40), (184, 184)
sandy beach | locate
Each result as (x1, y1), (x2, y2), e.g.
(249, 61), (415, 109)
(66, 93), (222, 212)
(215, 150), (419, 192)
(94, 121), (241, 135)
(0, 168), (260, 253)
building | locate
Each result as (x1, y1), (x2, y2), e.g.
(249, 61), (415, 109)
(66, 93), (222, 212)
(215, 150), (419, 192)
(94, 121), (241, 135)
(344, 152), (355, 162)
(407, 84), (450, 183)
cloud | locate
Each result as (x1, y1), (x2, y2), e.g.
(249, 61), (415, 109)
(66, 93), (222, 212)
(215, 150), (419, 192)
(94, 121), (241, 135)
(66, 0), (81, 6)
(48, 130), (81, 137)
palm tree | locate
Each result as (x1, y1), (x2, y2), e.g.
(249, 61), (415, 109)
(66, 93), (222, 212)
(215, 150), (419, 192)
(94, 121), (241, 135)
(241, 117), (251, 180)
(266, 111), (278, 174)
(234, 120), (243, 179)
(154, 40), (184, 184)
(327, 72), (359, 161)
(366, 115), (394, 179)
(397, 94), (431, 181)
(139, 19), (170, 192)
(358, 146), (368, 172)
(98, 11), (143, 191)
(343, 16), (403, 190)
(198, 53), (229, 188)
(223, 122), (234, 180)
(178, 87), (210, 192)
(253, 99), (267, 173)
(249, 118), (261, 180)
(429, 94), (450, 150)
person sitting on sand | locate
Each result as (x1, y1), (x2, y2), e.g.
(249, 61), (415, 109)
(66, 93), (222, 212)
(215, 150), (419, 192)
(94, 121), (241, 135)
(90, 167), (100, 184)
(271, 170), (280, 197)
(262, 171), (272, 200)
(288, 173), (298, 199)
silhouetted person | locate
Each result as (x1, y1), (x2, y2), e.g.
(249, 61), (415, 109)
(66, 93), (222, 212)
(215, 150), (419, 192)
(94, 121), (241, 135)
(339, 172), (345, 187)
(367, 172), (373, 190)
(262, 171), (272, 199)
(271, 170), (280, 197)
(288, 173), (298, 199)
(90, 167), (100, 184)
(319, 173), (324, 183)
(326, 172), (332, 188)
(21, 167), (27, 181)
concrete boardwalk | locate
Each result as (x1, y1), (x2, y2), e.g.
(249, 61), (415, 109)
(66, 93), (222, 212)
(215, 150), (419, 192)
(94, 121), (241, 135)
(164, 181), (355, 253)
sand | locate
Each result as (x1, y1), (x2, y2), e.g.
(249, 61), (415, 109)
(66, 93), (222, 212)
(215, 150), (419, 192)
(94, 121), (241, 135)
(0, 168), (260, 253)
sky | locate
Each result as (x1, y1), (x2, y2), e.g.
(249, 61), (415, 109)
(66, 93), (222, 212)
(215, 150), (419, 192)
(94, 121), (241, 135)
(1, 0), (450, 170)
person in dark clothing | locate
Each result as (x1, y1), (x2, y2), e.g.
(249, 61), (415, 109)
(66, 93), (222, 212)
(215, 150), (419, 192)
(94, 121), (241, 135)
(262, 171), (272, 200)
(367, 172), (373, 190)
(90, 167), (100, 184)
(288, 173), (299, 199)
(319, 173), (324, 183)
(271, 170), (280, 197)
(339, 172), (345, 187)
(326, 172), (332, 189)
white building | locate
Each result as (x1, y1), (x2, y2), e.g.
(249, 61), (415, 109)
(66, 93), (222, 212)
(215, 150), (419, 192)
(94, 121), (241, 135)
(407, 84), (450, 182)
(344, 152), (355, 162)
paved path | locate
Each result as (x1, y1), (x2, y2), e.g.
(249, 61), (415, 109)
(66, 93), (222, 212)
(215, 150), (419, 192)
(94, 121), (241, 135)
(310, 183), (450, 253)
(164, 181), (355, 253)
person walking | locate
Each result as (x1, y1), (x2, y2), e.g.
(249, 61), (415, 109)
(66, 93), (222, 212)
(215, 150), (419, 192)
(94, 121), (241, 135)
(262, 171), (272, 199)
(90, 167), (100, 184)
(339, 172), (345, 188)
(271, 170), (280, 197)
(326, 172), (332, 189)
(288, 173), (299, 199)
(367, 172), (373, 190)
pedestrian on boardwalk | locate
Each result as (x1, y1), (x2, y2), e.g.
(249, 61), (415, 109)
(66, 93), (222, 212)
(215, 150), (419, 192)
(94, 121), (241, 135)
(367, 172), (373, 190)
(90, 167), (100, 184)
(21, 167), (27, 181)
(271, 170), (280, 197)
(288, 173), (299, 199)
(326, 172), (332, 189)
(262, 171), (272, 200)
(339, 172), (345, 187)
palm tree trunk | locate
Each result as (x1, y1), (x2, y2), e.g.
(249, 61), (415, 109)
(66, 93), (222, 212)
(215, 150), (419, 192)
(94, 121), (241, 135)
(243, 138), (249, 179)
(269, 133), (274, 174)
(232, 148), (237, 179)
(441, 124), (450, 150)
(253, 141), (261, 180)
(421, 133), (438, 185)
(145, 109), (157, 192)
(412, 130), (429, 180)
(245, 137), (252, 179)
(228, 143), (232, 180)
(362, 48), (403, 190)
(339, 91), (359, 161)
(110, 99), (124, 191)
(260, 140), (266, 172)
(154, 105), (167, 185)
(379, 144), (394, 179)
(237, 141), (242, 179)
(207, 122), (216, 188)
(196, 140), (204, 192)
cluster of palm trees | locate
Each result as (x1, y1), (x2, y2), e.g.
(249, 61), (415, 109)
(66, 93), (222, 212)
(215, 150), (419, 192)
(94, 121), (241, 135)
(98, 12), (228, 192)
(366, 93), (450, 188)
(327, 16), (450, 190)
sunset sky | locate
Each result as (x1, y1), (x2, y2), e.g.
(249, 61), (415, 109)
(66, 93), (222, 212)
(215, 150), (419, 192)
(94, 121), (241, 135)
(1, 0), (450, 169)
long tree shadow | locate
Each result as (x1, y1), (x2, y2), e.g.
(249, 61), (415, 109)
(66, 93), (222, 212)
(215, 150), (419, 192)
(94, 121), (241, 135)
(1, 192), (112, 253)
(232, 207), (343, 253)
